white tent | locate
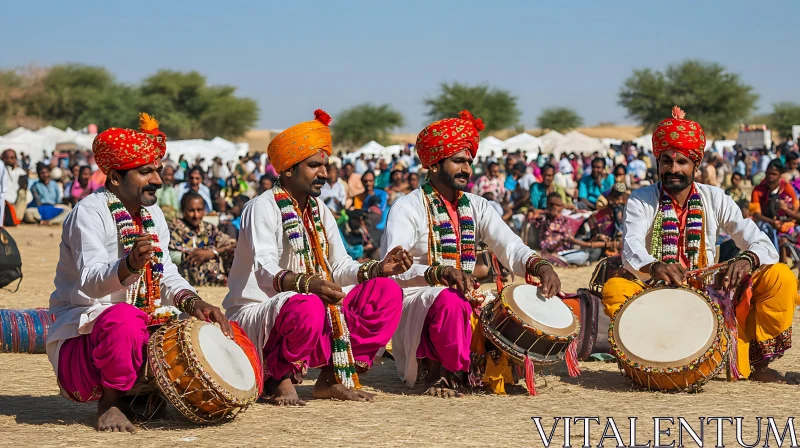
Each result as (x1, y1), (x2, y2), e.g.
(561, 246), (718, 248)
(166, 138), (248, 166)
(502, 133), (543, 154)
(633, 134), (653, 152)
(539, 130), (567, 154)
(476, 136), (505, 159)
(561, 131), (608, 157)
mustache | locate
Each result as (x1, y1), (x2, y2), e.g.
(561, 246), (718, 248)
(142, 184), (162, 193)
(663, 173), (687, 181)
(312, 178), (326, 186)
(454, 173), (469, 180)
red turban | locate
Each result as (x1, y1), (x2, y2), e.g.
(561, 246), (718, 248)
(415, 110), (485, 168)
(268, 109), (332, 172)
(652, 106), (706, 164)
(93, 113), (167, 174)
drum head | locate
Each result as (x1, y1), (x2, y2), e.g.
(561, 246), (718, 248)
(503, 284), (578, 337)
(614, 287), (718, 368)
(191, 322), (258, 400)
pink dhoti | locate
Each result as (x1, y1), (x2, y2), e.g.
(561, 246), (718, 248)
(57, 303), (149, 402)
(262, 277), (402, 381)
(416, 288), (473, 373)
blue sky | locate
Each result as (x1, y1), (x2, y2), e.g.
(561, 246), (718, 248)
(5, 0), (799, 131)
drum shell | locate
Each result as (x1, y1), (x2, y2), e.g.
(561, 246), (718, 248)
(617, 330), (727, 391)
(610, 286), (729, 392)
(481, 287), (578, 365)
(148, 320), (256, 424)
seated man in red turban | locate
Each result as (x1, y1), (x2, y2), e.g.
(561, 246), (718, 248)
(47, 114), (241, 432)
(382, 111), (563, 397)
(607, 106), (798, 384)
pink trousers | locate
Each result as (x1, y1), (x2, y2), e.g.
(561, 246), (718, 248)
(263, 277), (402, 381)
(58, 303), (149, 402)
(416, 288), (473, 373)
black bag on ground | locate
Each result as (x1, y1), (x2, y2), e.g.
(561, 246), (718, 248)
(0, 228), (22, 291)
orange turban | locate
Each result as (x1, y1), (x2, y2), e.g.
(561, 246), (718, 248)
(92, 113), (167, 174)
(268, 109), (332, 172)
(415, 110), (484, 168)
(652, 106), (706, 164)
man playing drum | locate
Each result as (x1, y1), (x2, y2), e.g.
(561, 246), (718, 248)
(382, 110), (563, 397)
(47, 114), (234, 433)
(606, 106), (798, 385)
(224, 110), (412, 406)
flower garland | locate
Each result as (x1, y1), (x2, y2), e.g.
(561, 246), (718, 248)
(421, 183), (476, 273)
(106, 190), (177, 325)
(651, 187), (704, 271)
(272, 183), (360, 389)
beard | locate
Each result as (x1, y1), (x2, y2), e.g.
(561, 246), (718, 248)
(443, 171), (470, 191)
(662, 172), (693, 192)
(139, 184), (161, 207)
(308, 177), (326, 197)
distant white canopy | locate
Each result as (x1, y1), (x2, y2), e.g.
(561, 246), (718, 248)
(476, 136), (505, 158)
(502, 133), (543, 153)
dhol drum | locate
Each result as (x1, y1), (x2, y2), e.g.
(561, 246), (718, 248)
(148, 319), (259, 424)
(480, 284), (579, 364)
(609, 286), (728, 391)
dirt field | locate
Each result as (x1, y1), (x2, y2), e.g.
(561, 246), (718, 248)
(1, 225), (798, 447)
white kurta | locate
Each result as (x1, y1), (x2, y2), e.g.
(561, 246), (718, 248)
(380, 189), (537, 387)
(623, 182), (779, 281)
(46, 189), (195, 375)
(223, 190), (361, 362)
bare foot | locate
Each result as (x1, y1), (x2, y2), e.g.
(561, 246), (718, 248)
(312, 368), (375, 401)
(97, 404), (137, 433)
(423, 376), (464, 399)
(262, 377), (306, 406)
(750, 367), (800, 385)
(39, 220), (51, 226)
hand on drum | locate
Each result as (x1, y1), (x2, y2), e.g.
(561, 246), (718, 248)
(721, 259), (750, 291)
(440, 267), (477, 295)
(379, 246), (413, 276)
(535, 264), (561, 297)
(190, 300), (234, 339)
(650, 262), (686, 286)
(308, 277), (347, 305)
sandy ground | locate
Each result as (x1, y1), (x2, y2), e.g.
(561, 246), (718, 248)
(1, 225), (798, 447)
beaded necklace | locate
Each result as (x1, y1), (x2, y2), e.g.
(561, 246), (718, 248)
(272, 183), (360, 389)
(421, 183), (476, 273)
(651, 185), (705, 270)
(105, 190), (176, 324)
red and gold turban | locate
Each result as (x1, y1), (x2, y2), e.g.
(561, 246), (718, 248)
(415, 110), (485, 168)
(93, 113), (167, 174)
(268, 109), (332, 172)
(652, 106), (706, 164)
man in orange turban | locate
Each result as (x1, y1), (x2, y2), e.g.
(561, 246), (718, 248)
(610, 106), (799, 386)
(225, 109), (412, 405)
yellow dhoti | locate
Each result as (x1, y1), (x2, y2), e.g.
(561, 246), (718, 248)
(601, 263), (796, 378)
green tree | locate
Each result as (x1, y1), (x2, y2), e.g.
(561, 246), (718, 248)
(332, 103), (405, 147)
(24, 64), (115, 129)
(138, 70), (258, 140)
(424, 82), (520, 133)
(536, 107), (583, 132)
(618, 60), (758, 136)
(768, 102), (800, 139)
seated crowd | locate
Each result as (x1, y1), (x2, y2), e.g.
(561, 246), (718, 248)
(4, 135), (799, 283)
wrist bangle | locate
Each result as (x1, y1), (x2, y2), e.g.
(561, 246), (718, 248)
(294, 274), (305, 293)
(124, 255), (143, 275)
(211, 247), (220, 257)
(303, 275), (315, 294)
(649, 262), (661, 279)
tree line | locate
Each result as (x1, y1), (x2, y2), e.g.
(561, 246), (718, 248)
(1, 60), (798, 147)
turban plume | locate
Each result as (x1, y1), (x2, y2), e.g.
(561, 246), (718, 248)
(92, 112), (167, 174)
(652, 106), (706, 164)
(268, 109), (332, 173)
(415, 110), (484, 168)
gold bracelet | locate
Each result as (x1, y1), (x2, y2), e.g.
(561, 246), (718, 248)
(303, 275), (316, 294)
